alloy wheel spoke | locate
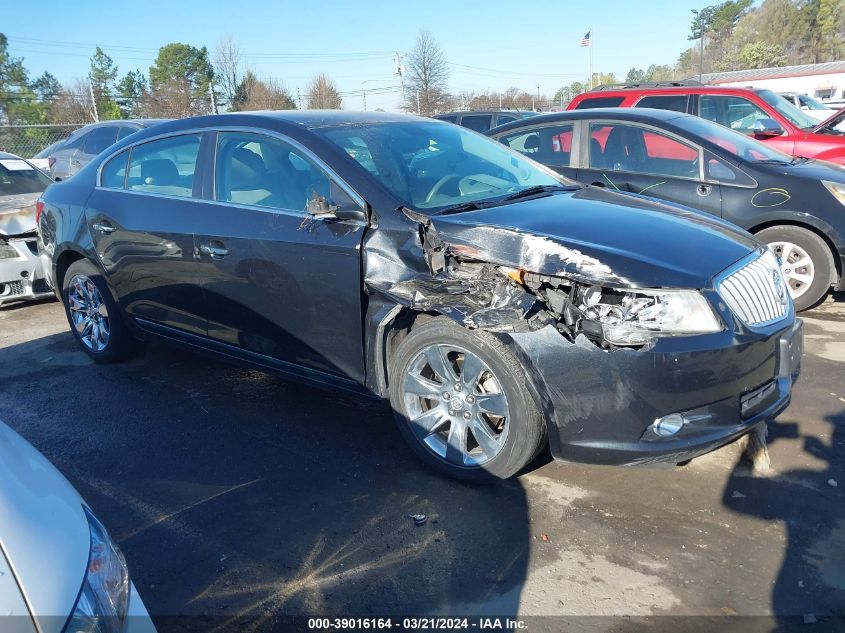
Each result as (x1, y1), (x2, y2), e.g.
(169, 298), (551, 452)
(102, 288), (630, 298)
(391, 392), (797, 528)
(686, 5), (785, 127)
(405, 372), (443, 398)
(475, 392), (508, 417)
(444, 421), (467, 465)
(411, 408), (448, 436)
(790, 256), (812, 270)
(425, 346), (459, 384)
(460, 352), (485, 391)
(788, 271), (813, 285)
(779, 243), (794, 265)
(471, 417), (502, 459)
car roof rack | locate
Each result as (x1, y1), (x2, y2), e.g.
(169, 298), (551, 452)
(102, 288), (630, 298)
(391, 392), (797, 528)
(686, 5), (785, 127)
(590, 80), (702, 92)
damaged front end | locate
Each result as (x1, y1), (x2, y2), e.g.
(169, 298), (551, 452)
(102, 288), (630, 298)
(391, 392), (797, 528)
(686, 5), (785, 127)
(0, 194), (52, 306)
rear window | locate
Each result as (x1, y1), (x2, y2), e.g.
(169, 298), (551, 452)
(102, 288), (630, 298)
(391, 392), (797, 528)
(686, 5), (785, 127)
(574, 96), (625, 110)
(461, 114), (494, 132)
(0, 159), (52, 195)
(635, 95), (688, 113)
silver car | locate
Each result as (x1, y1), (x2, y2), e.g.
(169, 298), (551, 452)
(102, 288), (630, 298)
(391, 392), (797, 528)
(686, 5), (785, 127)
(50, 120), (167, 181)
(0, 419), (156, 633)
(0, 152), (54, 306)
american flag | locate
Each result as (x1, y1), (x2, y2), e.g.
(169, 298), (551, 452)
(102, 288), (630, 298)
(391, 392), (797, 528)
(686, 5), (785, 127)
(580, 31), (591, 47)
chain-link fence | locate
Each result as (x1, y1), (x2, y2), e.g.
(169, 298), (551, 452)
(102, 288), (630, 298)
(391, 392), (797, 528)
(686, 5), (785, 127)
(0, 124), (86, 159)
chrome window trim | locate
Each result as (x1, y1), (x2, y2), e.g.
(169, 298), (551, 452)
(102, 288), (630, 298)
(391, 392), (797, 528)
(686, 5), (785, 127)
(96, 125), (366, 211)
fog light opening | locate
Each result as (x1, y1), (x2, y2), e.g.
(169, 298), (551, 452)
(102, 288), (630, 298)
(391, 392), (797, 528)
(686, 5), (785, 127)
(652, 413), (686, 437)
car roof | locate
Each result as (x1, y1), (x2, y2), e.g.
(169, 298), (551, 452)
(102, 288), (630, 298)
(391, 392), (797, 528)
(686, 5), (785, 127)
(0, 150), (27, 160)
(435, 110), (528, 117)
(73, 118), (170, 132)
(219, 109), (426, 128)
(488, 107), (693, 134)
(575, 85), (765, 98)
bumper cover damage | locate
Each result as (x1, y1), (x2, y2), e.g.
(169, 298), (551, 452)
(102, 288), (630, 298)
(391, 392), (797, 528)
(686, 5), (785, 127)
(1, 195), (51, 306)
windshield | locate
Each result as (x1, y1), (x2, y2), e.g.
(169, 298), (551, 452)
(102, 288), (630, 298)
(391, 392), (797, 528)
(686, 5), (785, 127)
(0, 158), (52, 196)
(318, 121), (572, 213)
(799, 94), (832, 110)
(758, 89), (819, 130)
(672, 115), (795, 163)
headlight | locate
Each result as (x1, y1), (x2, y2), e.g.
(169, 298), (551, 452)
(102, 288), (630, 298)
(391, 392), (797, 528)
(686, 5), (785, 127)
(65, 507), (129, 633)
(822, 180), (845, 206)
(581, 288), (723, 346)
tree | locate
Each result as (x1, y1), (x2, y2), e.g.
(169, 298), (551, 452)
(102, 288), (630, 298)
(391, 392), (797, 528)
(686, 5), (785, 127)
(30, 72), (60, 101)
(739, 41), (787, 68)
(233, 71), (296, 111)
(149, 43), (214, 116)
(0, 33), (29, 122)
(404, 29), (449, 115)
(818, 0), (845, 60)
(307, 74), (342, 109)
(625, 67), (647, 83)
(89, 47), (122, 120)
(116, 70), (149, 118)
(214, 36), (243, 105)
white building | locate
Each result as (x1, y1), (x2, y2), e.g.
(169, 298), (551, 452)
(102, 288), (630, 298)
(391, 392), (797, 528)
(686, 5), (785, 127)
(699, 61), (845, 105)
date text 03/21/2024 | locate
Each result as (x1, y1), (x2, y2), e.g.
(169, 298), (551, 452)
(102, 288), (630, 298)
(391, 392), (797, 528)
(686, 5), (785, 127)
(307, 617), (527, 630)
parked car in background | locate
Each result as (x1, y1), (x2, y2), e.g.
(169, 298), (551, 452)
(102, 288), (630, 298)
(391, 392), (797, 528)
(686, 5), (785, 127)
(489, 108), (845, 310)
(0, 419), (156, 632)
(39, 111), (801, 481)
(50, 119), (168, 181)
(434, 110), (538, 132)
(0, 152), (54, 306)
(567, 82), (845, 164)
(778, 92), (835, 121)
(30, 139), (64, 172)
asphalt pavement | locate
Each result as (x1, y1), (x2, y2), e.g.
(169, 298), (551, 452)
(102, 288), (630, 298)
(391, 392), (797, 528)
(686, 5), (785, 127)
(1, 294), (843, 632)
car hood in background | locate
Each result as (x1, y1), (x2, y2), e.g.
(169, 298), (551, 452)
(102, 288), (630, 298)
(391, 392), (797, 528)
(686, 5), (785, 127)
(0, 422), (89, 633)
(429, 186), (759, 289)
(0, 193), (40, 237)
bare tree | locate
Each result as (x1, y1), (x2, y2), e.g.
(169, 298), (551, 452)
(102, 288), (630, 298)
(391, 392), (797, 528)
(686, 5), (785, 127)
(49, 79), (96, 124)
(236, 72), (296, 111)
(404, 30), (449, 115)
(307, 74), (342, 109)
(214, 36), (243, 105)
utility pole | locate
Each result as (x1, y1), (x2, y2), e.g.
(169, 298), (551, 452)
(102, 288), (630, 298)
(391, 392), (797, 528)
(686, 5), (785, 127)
(416, 90), (421, 115)
(362, 88), (367, 111)
(537, 84), (540, 111)
(395, 52), (406, 104)
(88, 78), (99, 123)
(208, 82), (218, 114)
(296, 87), (303, 110)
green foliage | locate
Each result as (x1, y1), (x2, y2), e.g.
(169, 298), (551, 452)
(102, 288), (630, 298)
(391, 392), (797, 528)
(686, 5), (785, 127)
(116, 70), (148, 118)
(149, 43), (214, 94)
(739, 41), (787, 68)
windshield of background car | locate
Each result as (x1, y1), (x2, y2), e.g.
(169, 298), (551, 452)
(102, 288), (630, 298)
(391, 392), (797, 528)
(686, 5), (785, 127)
(319, 121), (572, 212)
(758, 89), (819, 130)
(800, 94), (832, 110)
(672, 115), (795, 163)
(0, 159), (52, 195)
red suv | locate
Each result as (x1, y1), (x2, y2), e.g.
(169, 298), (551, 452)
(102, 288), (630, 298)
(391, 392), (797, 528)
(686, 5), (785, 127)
(568, 82), (845, 164)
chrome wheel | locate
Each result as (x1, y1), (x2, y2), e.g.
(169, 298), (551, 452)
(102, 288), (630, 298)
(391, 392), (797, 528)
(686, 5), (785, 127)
(769, 241), (815, 301)
(402, 344), (509, 467)
(67, 274), (110, 352)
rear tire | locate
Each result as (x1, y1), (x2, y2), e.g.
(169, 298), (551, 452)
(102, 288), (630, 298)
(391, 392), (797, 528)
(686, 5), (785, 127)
(755, 225), (834, 312)
(62, 259), (135, 362)
(388, 318), (546, 482)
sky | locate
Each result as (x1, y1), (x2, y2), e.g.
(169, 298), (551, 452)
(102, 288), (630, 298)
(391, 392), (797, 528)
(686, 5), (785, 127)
(4, 0), (709, 112)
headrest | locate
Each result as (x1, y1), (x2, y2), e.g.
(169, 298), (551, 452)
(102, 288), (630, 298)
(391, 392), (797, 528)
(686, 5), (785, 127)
(141, 159), (179, 186)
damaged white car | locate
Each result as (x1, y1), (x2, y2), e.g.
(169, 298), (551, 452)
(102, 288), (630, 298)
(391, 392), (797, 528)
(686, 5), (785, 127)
(0, 152), (53, 306)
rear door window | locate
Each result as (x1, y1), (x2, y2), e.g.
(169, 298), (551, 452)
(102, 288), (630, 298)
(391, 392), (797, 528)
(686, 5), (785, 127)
(574, 96), (625, 110)
(499, 123), (575, 166)
(635, 94), (689, 113)
(495, 115), (519, 126)
(461, 114), (494, 132)
(100, 151), (129, 189)
(117, 126), (140, 140)
(127, 134), (201, 198)
(82, 126), (119, 156)
(589, 123), (699, 178)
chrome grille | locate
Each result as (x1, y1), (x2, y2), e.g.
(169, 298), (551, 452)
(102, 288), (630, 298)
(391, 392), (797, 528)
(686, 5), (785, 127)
(718, 251), (789, 326)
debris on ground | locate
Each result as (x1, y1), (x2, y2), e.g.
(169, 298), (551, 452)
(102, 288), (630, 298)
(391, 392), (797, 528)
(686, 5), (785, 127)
(408, 514), (427, 525)
(828, 479), (838, 487)
(804, 614), (817, 624)
(741, 423), (771, 474)
(798, 580), (805, 588)
(731, 490), (746, 499)
(219, 554), (228, 562)
(540, 533), (550, 542)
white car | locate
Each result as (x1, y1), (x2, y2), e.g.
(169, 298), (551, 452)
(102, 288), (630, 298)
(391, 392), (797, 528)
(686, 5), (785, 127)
(0, 152), (54, 306)
(0, 420), (156, 633)
(778, 92), (835, 121)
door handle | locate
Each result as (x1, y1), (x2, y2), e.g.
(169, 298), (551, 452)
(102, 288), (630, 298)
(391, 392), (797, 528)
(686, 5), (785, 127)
(697, 184), (712, 197)
(92, 222), (115, 234)
(199, 243), (229, 259)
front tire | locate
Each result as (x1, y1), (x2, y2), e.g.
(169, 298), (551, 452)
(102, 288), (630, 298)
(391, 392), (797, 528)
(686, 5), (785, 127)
(389, 318), (546, 482)
(62, 259), (135, 362)
(755, 225), (834, 312)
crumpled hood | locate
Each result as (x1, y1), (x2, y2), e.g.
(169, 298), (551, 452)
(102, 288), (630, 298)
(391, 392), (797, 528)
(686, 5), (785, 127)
(429, 186), (759, 289)
(0, 422), (89, 633)
(0, 193), (40, 237)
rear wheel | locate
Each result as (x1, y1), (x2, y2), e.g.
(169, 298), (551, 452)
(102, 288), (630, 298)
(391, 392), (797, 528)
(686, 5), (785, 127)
(755, 225), (834, 312)
(62, 259), (135, 362)
(389, 318), (546, 482)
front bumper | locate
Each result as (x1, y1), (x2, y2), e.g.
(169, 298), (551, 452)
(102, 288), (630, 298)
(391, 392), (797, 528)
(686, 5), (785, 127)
(123, 582), (158, 633)
(0, 236), (52, 306)
(505, 317), (803, 466)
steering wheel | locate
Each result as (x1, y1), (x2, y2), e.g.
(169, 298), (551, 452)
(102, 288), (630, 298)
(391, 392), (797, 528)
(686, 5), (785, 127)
(425, 174), (462, 204)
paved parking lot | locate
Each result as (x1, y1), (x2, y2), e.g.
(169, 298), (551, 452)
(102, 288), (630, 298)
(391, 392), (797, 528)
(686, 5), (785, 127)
(1, 294), (844, 631)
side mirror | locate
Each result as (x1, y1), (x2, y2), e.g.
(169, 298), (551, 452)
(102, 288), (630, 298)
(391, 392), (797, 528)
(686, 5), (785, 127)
(749, 118), (784, 138)
(307, 191), (367, 223)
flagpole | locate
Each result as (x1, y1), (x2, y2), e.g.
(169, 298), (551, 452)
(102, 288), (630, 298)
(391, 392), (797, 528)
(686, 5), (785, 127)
(589, 27), (594, 90)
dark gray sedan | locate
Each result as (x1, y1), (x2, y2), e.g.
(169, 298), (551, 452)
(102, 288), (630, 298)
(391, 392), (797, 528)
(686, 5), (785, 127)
(37, 111), (801, 481)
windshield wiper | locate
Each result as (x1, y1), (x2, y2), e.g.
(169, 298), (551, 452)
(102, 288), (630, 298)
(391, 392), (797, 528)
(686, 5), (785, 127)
(431, 200), (497, 216)
(502, 184), (580, 201)
(752, 158), (792, 165)
(790, 156), (812, 165)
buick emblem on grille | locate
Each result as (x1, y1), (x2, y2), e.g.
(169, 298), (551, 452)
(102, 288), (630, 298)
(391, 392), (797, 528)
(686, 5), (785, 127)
(772, 269), (788, 305)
